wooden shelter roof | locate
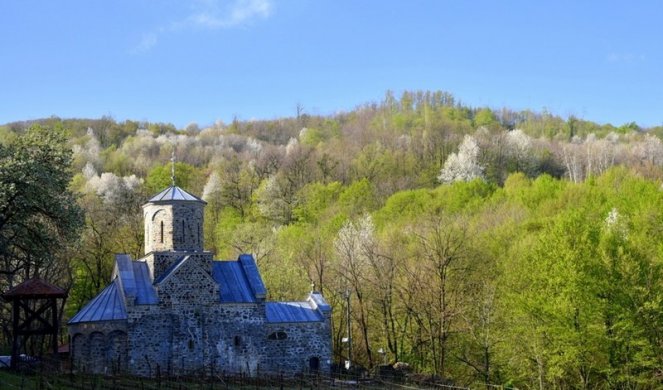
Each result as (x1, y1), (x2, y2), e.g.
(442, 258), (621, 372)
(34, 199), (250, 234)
(2, 278), (67, 301)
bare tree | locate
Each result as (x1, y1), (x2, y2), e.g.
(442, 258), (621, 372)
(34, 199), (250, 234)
(404, 216), (469, 377)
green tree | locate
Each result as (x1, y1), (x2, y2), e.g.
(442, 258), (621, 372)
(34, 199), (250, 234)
(0, 124), (84, 351)
(0, 125), (84, 286)
(474, 108), (498, 127)
(145, 161), (203, 194)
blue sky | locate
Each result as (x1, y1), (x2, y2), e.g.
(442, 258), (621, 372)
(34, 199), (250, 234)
(1, 1), (662, 128)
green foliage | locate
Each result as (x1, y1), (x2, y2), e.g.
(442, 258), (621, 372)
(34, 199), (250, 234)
(293, 181), (343, 223)
(373, 188), (432, 227)
(0, 124), (84, 284)
(338, 179), (379, 215)
(430, 178), (496, 213)
(212, 207), (244, 260)
(299, 121), (340, 147)
(145, 162), (203, 194)
(9, 91), (663, 387)
(101, 145), (134, 176)
(473, 108), (498, 127)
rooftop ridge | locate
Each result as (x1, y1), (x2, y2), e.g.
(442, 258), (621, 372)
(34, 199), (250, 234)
(146, 186), (206, 204)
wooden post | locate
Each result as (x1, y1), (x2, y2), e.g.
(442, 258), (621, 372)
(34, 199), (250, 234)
(51, 297), (58, 357)
(10, 301), (19, 369)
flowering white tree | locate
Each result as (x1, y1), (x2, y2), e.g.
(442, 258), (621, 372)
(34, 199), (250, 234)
(633, 134), (663, 165)
(604, 207), (628, 239)
(256, 175), (295, 224)
(285, 137), (299, 156)
(438, 135), (484, 183)
(72, 128), (102, 169)
(334, 214), (377, 366)
(202, 172), (222, 202)
(334, 214), (375, 268)
(86, 171), (143, 206)
(505, 129), (532, 159)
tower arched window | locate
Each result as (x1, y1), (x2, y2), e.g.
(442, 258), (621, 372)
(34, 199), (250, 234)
(160, 221), (164, 243)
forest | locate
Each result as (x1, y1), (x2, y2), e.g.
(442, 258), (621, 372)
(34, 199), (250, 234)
(3, 90), (663, 388)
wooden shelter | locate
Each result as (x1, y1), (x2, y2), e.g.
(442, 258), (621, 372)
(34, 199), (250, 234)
(2, 279), (67, 369)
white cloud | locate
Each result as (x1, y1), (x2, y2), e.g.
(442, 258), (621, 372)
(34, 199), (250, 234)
(135, 32), (158, 53)
(181, 0), (272, 29)
(606, 52), (646, 64)
(133, 0), (272, 52)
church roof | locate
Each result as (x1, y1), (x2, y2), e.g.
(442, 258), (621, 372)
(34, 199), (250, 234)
(114, 254), (158, 305)
(131, 262), (159, 304)
(308, 292), (331, 314)
(68, 256), (158, 325)
(212, 255), (267, 303)
(265, 302), (325, 323)
(69, 252), (328, 324)
(68, 280), (127, 324)
(147, 186), (206, 203)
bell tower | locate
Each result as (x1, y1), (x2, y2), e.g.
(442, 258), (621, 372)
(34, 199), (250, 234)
(143, 186), (206, 254)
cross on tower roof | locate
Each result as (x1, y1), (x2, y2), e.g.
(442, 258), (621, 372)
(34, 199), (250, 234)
(171, 148), (176, 187)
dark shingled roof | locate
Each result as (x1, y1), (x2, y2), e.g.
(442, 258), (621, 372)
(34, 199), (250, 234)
(147, 186), (206, 203)
(2, 279), (66, 300)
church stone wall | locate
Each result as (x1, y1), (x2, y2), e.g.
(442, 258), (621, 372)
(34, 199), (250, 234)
(262, 321), (333, 375)
(117, 302), (332, 377)
(69, 320), (128, 375)
(144, 251), (214, 283)
(156, 255), (218, 306)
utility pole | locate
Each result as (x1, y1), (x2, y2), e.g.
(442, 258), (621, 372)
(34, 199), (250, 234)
(345, 289), (352, 370)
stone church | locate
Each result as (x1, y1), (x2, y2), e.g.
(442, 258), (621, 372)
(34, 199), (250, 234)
(68, 186), (332, 377)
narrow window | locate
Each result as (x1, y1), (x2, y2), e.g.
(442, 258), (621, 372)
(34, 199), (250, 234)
(160, 221), (164, 243)
(182, 220), (186, 240)
(268, 331), (288, 340)
(197, 225), (200, 245)
(234, 336), (241, 347)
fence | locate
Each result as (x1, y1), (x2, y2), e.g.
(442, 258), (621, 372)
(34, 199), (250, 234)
(0, 356), (515, 390)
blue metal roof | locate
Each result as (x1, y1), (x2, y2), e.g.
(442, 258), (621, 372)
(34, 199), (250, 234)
(115, 254), (136, 297)
(147, 186), (206, 203)
(265, 302), (324, 323)
(113, 254), (158, 305)
(212, 260), (259, 302)
(68, 280), (127, 324)
(308, 292), (331, 314)
(239, 254), (267, 299)
(70, 252), (329, 326)
(132, 262), (158, 304)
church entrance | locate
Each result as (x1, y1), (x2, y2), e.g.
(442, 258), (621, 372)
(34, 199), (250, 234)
(309, 356), (320, 372)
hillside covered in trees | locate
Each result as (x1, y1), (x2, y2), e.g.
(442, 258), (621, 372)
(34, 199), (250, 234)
(3, 90), (663, 387)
